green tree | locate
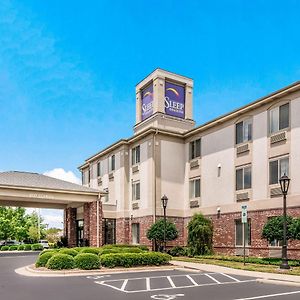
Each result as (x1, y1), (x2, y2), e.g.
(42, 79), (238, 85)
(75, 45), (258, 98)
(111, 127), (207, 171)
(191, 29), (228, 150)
(187, 213), (213, 256)
(146, 219), (178, 250)
(0, 207), (15, 240)
(291, 218), (300, 240)
(262, 216), (294, 242)
(46, 227), (62, 243)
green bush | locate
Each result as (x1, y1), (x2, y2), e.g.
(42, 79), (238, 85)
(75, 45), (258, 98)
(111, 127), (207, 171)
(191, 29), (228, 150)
(101, 244), (149, 251)
(80, 248), (102, 255)
(169, 246), (187, 257)
(9, 245), (18, 251)
(99, 247), (144, 256)
(100, 252), (171, 268)
(1, 246), (9, 251)
(39, 249), (59, 256)
(46, 254), (75, 270)
(59, 248), (78, 257)
(36, 252), (56, 267)
(31, 244), (43, 251)
(74, 253), (100, 270)
(24, 244), (33, 251)
(17, 245), (25, 251)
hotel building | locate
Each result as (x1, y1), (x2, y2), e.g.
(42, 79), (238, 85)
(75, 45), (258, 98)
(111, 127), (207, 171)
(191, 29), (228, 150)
(78, 69), (300, 258)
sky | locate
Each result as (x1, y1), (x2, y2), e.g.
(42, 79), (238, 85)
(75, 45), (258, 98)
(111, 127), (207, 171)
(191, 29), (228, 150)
(0, 0), (300, 227)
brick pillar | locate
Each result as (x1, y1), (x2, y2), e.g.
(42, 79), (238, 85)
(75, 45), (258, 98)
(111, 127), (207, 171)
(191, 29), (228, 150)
(83, 203), (90, 246)
(65, 207), (76, 247)
(116, 218), (130, 244)
(88, 200), (103, 247)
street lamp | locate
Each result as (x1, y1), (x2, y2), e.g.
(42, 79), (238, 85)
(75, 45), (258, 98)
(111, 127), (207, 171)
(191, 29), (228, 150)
(161, 195), (168, 252)
(279, 174), (291, 270)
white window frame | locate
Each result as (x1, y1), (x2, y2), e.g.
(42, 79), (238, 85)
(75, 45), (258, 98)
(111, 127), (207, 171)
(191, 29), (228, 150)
(235, 118), (252, 145)
(236, 165), (252, 191)
(189, 138), (201, 160)
(132, 145), (141, 166)
(269, 156), (289, 185)
(189, 178), (201, 199)
(132, 181), (140, 201)
(235, 219), (251, 246)
(269, 102), (290, 134)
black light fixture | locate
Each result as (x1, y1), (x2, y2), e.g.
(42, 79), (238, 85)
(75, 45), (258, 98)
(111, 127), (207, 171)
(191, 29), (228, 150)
(161, 195), (168, 252)
(279, 173), (291, 270)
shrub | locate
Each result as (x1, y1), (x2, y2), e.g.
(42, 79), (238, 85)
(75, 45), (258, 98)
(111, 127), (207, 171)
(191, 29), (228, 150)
(79, 248), (102, 255)
(31, 244), (43, 251)
(24, 244), (33, 251)
(99, 247), (143, 256)
(39, 249), (59, 256)
(169, 246), (187, 257)
(74, 253), (100, 270)
(101, 244), (149, 251)
(46, 254), (75, 270)
(36, 252), (56, 267)
(100, 252), (171, 268)
(59, 248), (78, 257)
(1, 246), (9, 251)
(9, 245), (18, 251)
(17, 245), (25, 251)
(187, 213), (213, 256)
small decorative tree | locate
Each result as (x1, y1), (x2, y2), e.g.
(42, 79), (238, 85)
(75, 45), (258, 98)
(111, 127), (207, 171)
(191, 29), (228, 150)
(187, 213), (213, 256)
(262, 216), (294, 243)
(291, 218), (300, 240)
(146, 219), (178, 251)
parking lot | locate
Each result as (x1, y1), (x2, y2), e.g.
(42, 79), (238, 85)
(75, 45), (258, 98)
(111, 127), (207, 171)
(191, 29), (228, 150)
(2, 254), (300, 300)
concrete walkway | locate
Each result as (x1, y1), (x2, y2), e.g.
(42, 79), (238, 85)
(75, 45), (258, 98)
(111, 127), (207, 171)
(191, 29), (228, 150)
(171, 260), (300, 286)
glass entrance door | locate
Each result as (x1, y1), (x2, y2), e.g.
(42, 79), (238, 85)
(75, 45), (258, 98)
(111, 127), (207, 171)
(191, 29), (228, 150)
(76, 219), (84, 247)
(102, 218), (116, 245)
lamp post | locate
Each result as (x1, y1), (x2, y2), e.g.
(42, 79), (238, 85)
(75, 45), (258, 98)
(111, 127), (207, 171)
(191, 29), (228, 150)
(279, 174), (291, 270)
(161, 195), (168, 252)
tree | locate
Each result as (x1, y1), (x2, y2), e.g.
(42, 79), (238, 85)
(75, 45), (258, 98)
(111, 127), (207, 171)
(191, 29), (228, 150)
(262, 216), (294, 243)
(187, 213), (213, 256)
(291, 218), (300, 240)
(46, 227), (63, 243)
(28, 226), (40, 243)
(147, 219), (178, 250)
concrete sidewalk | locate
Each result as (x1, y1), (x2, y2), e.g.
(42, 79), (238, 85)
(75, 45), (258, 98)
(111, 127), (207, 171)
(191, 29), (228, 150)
(171, 260), (300, 286)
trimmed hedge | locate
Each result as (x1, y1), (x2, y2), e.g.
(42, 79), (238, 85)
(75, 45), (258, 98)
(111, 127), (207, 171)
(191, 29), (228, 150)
(24, 244), (33, 251)
(101, 244), (149, 251)
(1, 246), (9, 251)
(100, 252), (171, 268)
(80, 248), (102, 255)
(169, 246), (188, 257)
(9, 245), (18, 251)
(74, 253), (100, 270)
(99, 247), (143, 256)
(46, 254), (75, 270)
(36, 252), (56, 267)
(59, 248), (78, 257)
(18, 245), (25, 251)
(31, 244), (43, 251)
(39, 249), (59, 256)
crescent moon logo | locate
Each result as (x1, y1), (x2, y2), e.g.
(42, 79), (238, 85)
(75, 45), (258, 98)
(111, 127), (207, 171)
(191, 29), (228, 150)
(166, 87), (179, 97)
(143, 91), (152, 97)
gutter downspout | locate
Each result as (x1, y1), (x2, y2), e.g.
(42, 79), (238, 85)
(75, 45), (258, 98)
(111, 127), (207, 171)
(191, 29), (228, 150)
(96, 193), (101, 247)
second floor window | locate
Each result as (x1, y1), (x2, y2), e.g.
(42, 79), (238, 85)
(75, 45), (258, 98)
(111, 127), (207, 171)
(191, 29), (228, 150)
(109, 155), (115, 172)
(236, 119), (252, 144)
(236, 166), (252, 190)
(269, 103), (289, 134)
(189, 178), (201, 198)
(269, 156), (289, 185)
(189, 138), (201, 160)
(132, 181), (140, 201)
(132, 145), (140, 165)
(97, 161), (101, 177)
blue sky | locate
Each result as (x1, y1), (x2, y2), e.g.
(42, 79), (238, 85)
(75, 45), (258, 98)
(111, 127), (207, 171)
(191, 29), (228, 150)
(0, 0), (300, 227)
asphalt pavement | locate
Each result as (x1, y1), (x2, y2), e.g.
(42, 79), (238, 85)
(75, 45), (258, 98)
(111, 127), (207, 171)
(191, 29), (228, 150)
(1, 253), (300, 300)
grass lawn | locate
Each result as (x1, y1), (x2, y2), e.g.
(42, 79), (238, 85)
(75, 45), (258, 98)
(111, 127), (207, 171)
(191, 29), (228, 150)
(173, 256), (300, 276)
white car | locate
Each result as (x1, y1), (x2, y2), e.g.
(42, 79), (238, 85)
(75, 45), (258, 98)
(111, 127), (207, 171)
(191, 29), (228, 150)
(39, 240), (49, 249)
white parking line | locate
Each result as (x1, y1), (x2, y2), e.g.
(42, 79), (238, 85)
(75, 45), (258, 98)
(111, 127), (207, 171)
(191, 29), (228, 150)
(146, 277), (151, 291)
(167, 276), (176, 288)
(205, 274), (221, 284)
(120, 279), (128, 291)
(233, 290), (300, 300)
(220, 273), (241, 282)
(186, 275), (198, 286)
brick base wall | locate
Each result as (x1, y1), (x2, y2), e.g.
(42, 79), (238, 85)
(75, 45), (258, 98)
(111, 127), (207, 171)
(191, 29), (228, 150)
(64, 207), (76, 247)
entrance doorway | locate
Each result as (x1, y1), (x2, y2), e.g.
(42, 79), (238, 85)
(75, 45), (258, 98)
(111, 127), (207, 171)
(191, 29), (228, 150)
(76, 219), (84, 246)
(102, 218), (116, 245)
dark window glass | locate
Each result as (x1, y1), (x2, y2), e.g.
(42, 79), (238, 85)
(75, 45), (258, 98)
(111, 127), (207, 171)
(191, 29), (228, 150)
(189, 139), (201, 160)
(235, 220), (251, 246)
(111, 155), (115, 171)
(136, 182), (140, 200)
(269, 160), (278, 184)
(244, 167), (252, 189)
(279, 103), (289, 130)
(236, 169), (243, 190)
(195, 179), (201, 197)
(97, 162), (101, 177)
(236, 122), (243, 144)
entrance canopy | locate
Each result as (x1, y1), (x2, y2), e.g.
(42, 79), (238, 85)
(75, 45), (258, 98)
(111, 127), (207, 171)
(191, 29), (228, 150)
(0, 171), (101, 209)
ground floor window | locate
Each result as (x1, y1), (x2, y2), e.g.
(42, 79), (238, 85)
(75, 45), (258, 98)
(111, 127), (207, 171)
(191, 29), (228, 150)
(132, 223), (140, 244)
(269, 239), (283, 247)
(102, 218), (116, 245)
(235, 219), (251, 246)
(76, 219), (84, 247)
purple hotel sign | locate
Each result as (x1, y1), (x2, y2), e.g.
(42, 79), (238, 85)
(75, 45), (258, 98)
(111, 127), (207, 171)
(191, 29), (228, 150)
(165, 82), (185, 118)
(141, 84), (153, 121)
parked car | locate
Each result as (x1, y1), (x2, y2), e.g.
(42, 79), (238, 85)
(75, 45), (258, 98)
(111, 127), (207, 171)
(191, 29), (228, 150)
(2, 240), (20, 246)
(39, 240), (49, 249)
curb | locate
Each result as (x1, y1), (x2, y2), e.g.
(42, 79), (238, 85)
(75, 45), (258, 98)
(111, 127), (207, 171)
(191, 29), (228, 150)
(257, 278), (300, 287)
(15, 264), (177, 277)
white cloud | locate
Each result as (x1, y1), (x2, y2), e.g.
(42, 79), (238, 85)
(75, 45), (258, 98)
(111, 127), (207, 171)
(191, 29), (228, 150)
(43, 168), (81, 185)
(26, 208), (64, 229)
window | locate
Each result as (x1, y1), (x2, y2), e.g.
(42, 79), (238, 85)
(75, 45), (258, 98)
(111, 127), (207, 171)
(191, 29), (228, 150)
(103, 188), (109, 202)
(189, 178), (201, 198)
(236, 166), (252, 190)
(132, 145), (140, 165)
(235, 220), (251, 246)
(189, 138), (201, 160)
(269, 157), (289, 185)
(132, 181), (140, 201)
(88, 169), (90, 183)
(97, 161), (102, 177)
(236, 119), (252, 144)
(109, 155), (115, 172)
(269, 103), (289, 134)
(269, 239), (283, 247)
(132, 223), (140, 244)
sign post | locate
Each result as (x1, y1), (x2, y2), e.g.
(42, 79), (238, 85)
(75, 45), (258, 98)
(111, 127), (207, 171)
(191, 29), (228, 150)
(241, 205), (248, 266)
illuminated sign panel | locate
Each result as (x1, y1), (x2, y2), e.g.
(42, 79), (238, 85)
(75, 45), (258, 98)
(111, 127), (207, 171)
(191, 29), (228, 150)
(141, 84), (153, 121)
(165, 82), (185, 118)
